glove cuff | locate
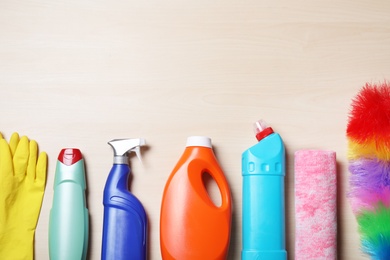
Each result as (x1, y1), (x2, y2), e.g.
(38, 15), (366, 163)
(0, 228), (35, 260)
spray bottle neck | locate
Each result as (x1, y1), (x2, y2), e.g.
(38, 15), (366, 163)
(113, 155), (129, 165)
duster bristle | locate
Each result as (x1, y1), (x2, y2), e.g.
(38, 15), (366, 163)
(358, 205), (390, 259)
(347, 82), (390, 259)
(347, 82), (390, 154)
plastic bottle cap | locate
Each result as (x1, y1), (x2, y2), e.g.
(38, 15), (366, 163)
(186, 136), (212, 148)
(253, 119), (274, 141)
(58, 148), (83, 166)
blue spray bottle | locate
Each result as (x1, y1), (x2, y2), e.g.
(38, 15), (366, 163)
(241, 120), (287, 260)
(101, 138), (147, 260)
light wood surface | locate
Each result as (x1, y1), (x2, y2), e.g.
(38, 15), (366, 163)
(1, 0), (390, 259)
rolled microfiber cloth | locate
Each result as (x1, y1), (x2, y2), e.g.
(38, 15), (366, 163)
(295, 150), (337, 260)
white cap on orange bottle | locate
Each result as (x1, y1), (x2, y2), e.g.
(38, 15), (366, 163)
(186, 136), (212, 148)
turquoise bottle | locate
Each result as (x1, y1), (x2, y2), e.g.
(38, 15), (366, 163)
(49, 148), (89, 260)
(242, 120), (287, 260)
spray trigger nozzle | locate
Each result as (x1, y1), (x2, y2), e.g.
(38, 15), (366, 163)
(134, 146), (143, 164)
(108, 138), (146, 165)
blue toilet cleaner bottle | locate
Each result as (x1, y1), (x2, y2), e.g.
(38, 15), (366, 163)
(101, 138), (147, 260)
(242, 120), (287, 260)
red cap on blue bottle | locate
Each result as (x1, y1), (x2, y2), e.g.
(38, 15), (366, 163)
(254, 120), (274, 141)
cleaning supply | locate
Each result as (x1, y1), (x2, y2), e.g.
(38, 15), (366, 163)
(347, 83), (390, 259)
(241, 120), (286, 260)
(49, 148), (89, 260)
(295, 150), (337, 259)
(0, 132), (47, 259)
(160, 136), (232, 260)
(102, 138), (147, 260)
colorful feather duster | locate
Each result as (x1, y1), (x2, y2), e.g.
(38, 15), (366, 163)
(347, 82), (390, 259)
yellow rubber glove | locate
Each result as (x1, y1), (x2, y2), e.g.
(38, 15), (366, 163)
(0, 133), (47, 260)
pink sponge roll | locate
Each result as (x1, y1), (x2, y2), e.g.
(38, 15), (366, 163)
(295, 150), (337, 260)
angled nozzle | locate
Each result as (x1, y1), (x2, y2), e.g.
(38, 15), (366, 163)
(108, 138), (146, 164)
(253, 119), (274, 141)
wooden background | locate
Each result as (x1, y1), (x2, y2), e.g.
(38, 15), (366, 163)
(1, 0), (390, 259)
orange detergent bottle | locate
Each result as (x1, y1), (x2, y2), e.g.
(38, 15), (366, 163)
(160, 136), (232, 260)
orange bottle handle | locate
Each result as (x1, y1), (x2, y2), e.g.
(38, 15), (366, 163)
(187, 158), (231, 210)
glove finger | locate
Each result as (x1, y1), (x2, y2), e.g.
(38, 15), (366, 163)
(13, 136), (29, 180)
(35, 152), (47, 188)
(27, 140), (38, 182)
(9, 132), (20, 157)
(0, 139), (13, 180)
